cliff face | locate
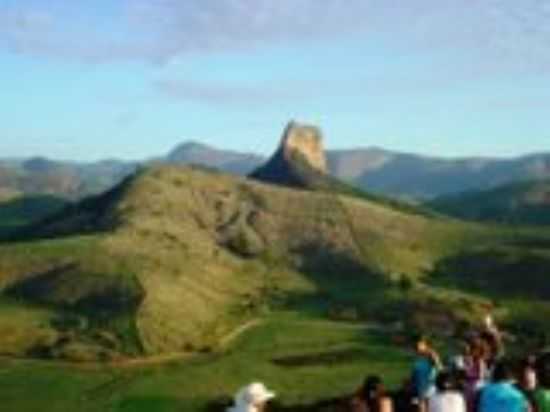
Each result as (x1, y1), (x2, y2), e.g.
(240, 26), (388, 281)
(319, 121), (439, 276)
(250, 121), (329, 188)
(280, 121), (328, 173)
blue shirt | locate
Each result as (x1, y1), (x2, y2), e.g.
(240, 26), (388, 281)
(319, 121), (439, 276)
(479, 382), (528, 412)
(412, 357), (437, 399)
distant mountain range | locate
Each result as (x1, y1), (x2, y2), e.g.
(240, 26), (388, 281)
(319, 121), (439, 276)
(1, 141), (550, 201)
(166, 141), (264, 176)
(0, 157), (138, 201)
(333, 149), (550, 200)
(3, 124), (550, 362)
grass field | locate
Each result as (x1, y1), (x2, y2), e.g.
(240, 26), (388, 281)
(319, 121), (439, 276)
(0, 311), (415, 412)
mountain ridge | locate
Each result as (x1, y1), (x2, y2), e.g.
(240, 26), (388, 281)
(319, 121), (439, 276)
(3, 162), (550, 363)
(0, 164), (462, 358)
(2, 139), (550, 201)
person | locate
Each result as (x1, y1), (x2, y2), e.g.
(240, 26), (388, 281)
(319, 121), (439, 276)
(477, 361), (530, 412)
(521, 356), (539, 392)
(350, 375), (394, 412)
(227, 382), (276, 412)
(465, 337), (490, 410)
(534, 354), (550, 412)
(428, 371), (466, 412)
(480, 314), (503, 366)
(519, 355), (538, 411)
(411, 336), (442, 411)
(393, 378), (423, 412)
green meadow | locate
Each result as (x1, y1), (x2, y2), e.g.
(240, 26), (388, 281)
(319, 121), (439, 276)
(0, 311), (414, 412)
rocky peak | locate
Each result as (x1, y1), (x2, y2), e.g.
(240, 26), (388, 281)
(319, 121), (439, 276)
(280, 121), (328, 173)
(250, 121), (331, 189)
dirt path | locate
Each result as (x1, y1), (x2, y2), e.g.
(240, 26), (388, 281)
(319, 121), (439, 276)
(109, 318), (263, 369)
(103, 318), (262, 369)
(219, 318), (262, 347)
(0, 318), (264, 371)
(0, 318), (395, 371)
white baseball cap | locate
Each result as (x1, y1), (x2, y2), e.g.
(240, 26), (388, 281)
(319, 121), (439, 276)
(235, 382), (276, 406)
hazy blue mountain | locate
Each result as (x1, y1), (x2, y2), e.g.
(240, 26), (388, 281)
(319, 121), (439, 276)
(1, 141), (549, 201)
(0, 157), (138, 200)
(328, 149), (550, 199)
(166, 141), (264, 175)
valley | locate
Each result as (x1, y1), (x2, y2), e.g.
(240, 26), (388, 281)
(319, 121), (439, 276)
(0, 123), (549, 411)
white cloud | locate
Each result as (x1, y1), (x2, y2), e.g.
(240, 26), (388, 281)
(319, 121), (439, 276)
(154, 78), (308, 108)
(0, 0), (548, 72)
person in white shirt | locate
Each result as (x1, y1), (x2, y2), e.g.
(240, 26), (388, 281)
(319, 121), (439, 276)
(428, 371), (466, 412)
(227, 382), (276, 412)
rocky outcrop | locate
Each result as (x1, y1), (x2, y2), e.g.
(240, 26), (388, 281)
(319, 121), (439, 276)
(280, 121), (327, 173)
(250, 121), (329, 188)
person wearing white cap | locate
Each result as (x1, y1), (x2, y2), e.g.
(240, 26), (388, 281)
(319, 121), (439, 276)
(227, 382), (276, 412)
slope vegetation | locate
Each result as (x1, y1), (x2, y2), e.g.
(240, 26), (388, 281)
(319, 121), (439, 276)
(0, 165), (549, 361)
(0, 195), (68, 238)
(429, 179), (550, 225)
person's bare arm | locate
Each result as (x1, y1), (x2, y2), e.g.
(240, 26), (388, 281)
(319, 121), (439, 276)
(381, 397), (394, 412)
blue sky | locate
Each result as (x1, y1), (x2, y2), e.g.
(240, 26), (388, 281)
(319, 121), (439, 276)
(1, 0), (549, 161)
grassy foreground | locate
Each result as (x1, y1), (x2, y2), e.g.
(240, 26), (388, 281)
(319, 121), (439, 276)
(0, 311), (414, 412)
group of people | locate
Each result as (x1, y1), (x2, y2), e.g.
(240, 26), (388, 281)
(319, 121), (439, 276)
(225, 315), (550, 412)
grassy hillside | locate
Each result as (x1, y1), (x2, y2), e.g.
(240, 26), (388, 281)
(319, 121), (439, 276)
(0, 165), (550, 410)
(428, 179), (550, 225)
(0, 166), (549, 364)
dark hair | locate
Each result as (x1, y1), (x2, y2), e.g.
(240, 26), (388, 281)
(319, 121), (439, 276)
(436, 371), (454, 392)
(451, 369), (468, 392)
(361, 375), (385, 412)
(492, 361), (513, 382)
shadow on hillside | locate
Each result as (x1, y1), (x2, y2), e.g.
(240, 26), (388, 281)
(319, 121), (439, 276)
(270, 241), (394, 322)
(427, 248), (550, 300)
(270, 332), (402, 369)
(2, 173), (137, 244)
(504, 236), (550, 249)
(272, 347), (367, 368)
(4, 261), (143, 315)
(0, 195), (69, 240)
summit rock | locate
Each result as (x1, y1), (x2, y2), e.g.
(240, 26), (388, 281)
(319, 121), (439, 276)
(250, 121), (329, 188)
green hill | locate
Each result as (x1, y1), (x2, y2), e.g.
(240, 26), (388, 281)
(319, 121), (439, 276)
(428, 179), (550, 226)
(0, 165), (550, 411)
(1, 165), (549, 364)
(0, 195), (68, 238)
